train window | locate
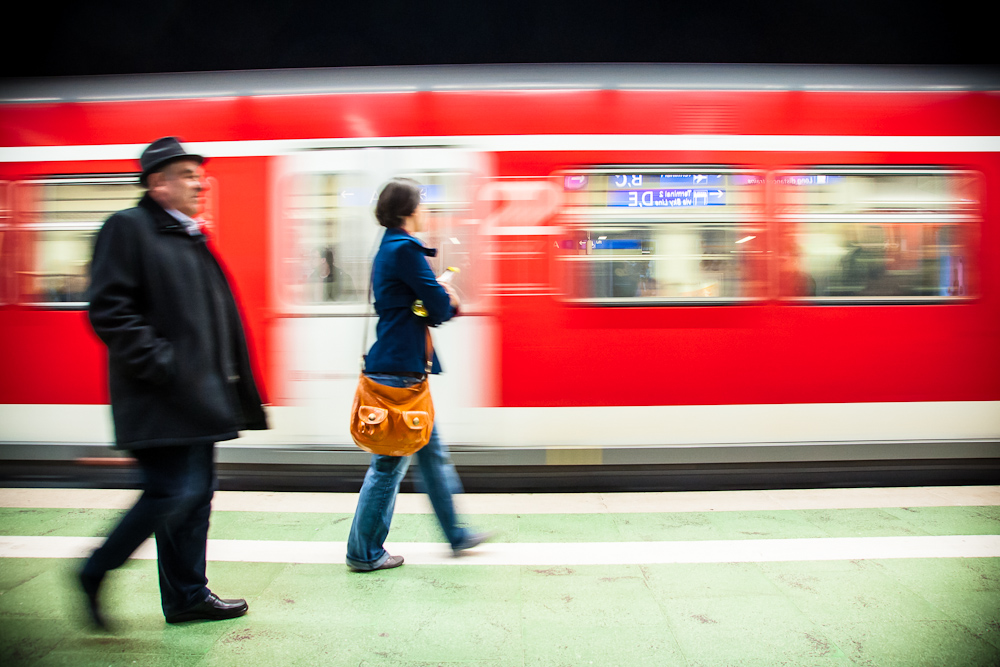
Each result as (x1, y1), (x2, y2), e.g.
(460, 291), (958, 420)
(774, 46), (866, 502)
(556, 169), (765, 304)
(398, 170), (482, 307)
(16, 176), (142, 307)
(280, 169), (478, 309)
(777, 170), (980, 301)
(282, 172), (366, 305)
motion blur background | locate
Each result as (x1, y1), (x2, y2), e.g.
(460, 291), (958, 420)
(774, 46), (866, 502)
(1, 1), (996, 492)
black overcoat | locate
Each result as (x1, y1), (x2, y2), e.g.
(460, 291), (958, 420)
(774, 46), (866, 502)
(88, 194), (268, 449)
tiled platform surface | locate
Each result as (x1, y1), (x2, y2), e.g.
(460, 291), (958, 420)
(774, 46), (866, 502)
(1, 486), (998, 666)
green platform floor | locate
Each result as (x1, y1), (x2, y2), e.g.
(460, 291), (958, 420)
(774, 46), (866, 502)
(1, 487), (998, 666)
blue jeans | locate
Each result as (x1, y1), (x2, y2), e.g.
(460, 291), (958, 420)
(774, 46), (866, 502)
(346, 374), (470, 570)
(82, 443), (215, 617)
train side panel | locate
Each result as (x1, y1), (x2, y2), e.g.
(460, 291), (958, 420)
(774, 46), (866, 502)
(1, 74), (998, 459)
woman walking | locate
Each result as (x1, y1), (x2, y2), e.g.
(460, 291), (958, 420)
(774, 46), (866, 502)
(346, 178), (489, 571)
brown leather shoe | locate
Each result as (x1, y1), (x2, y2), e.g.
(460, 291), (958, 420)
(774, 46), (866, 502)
(349, 554), (404, 572)
(165, 593), (248, 623)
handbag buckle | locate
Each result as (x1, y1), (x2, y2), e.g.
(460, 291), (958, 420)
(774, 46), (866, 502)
(402, 411), (431, 430)
(358, 406), (388, 425)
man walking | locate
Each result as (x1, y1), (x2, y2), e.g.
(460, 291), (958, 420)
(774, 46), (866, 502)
(78, 137), (268, 628)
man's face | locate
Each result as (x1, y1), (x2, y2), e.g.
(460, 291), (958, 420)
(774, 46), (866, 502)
(148, 159), (204, 217)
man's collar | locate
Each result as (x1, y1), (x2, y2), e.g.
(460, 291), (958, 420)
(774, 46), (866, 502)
(164, 208), (203, 236)
(139, 193), (203, 236)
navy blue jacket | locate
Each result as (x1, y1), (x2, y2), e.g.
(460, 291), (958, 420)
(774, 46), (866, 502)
(364, 227), (456, 375)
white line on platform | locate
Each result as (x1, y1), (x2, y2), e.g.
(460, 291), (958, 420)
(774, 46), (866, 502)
(2, 486), (998, 514)
(1, 535), (998, 566)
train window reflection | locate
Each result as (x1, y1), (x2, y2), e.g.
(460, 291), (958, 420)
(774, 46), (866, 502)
(556, 169), (764, 304)
(32, 230), (95, 303)
(399, 171), (481, 308)
(560, 224), (761, 301)
(283, 173), (365, 305)
(778, 170), (979, 301)
(17, 177), (142, 307)
(280, 170), (476, 309)
(777, 171), (979, 214)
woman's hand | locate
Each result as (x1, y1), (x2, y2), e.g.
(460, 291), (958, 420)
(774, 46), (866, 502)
(441, 281), (461, 312)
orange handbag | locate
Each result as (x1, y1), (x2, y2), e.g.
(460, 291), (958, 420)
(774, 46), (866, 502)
(350, 330), (434, 457)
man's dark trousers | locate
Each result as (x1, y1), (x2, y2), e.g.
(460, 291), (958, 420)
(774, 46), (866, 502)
(81, 443), (216, 617)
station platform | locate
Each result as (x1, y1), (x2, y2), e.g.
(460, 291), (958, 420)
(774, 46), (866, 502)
(1, 485), (998, 666)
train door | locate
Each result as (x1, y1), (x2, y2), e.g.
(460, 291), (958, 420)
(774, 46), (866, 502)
(267, 148), (494, 447)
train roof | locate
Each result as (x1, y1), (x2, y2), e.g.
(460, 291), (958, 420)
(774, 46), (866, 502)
(2, 64), (999, 103)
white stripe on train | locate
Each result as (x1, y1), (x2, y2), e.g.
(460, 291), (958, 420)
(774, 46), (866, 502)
(1, 401), (998, 450)
(3, 134), (1000, 163)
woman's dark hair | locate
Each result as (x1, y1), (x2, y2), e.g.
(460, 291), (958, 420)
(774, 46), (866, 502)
(375, 178), (421, 228)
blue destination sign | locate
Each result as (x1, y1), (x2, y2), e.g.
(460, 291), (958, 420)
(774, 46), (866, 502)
(608, 188), (727, 208)
(608, 174), (726, 189)
(419, 184), (444, 202)
(657, 174), (725, 187)
(592, 239), (641, 250)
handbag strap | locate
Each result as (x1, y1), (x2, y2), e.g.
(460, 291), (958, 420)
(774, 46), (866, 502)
(360, 267), (374, 371)
(424, 328), (433, 374)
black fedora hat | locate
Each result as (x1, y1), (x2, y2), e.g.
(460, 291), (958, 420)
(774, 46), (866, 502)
(139, 137), (204, 186)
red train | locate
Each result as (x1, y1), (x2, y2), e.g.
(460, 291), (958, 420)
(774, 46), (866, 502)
(1, 65), (998, 483)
